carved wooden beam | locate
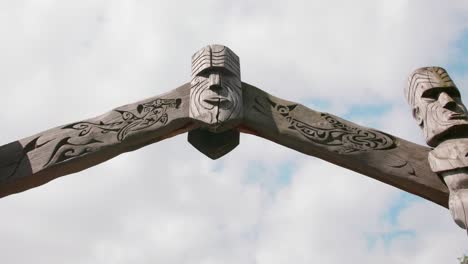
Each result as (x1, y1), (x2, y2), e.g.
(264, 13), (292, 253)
(0, 44), (450, 211)
(0, 84), (195, 198)
(240, 82), (448, 208)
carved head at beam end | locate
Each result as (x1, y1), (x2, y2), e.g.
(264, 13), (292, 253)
(189, 44), (242, 132)
(406, 67), (468, 146)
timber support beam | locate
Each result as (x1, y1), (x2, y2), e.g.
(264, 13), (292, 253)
(3, 44), (466, 228)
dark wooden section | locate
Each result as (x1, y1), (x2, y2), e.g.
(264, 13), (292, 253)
(188, 128), (240, 159)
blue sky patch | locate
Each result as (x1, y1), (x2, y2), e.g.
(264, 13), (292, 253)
(365, 229), (416, 251)
(277, 161), (294, 186)
(446, 29), (468, 77)
(304, 98), (332, 112)
(245, 160), (296, 193)
(343, 103), (392, 122)
(382, 192), (421, 226)
(304, 98), (393, 128)
(365, 192), (421, 251)
(211, 160), (225, 173)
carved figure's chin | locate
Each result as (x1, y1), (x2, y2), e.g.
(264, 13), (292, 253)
(217, 109), (234, 121)
(197, 110), (240, 133)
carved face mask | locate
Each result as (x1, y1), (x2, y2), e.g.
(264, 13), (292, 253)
(406, 67), (468, 146)
(190, 45), (242, 132)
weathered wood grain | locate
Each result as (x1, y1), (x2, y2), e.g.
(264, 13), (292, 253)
(241, 82), (449, 208)
(0, 83), (194, 198)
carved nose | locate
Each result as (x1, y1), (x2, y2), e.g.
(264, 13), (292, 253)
(439, 92), (456, 109)
(208, 73), (222, 91)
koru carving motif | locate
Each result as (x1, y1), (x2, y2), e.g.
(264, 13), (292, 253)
(66, 98), (181, 141)
(406, 66), (468, 229)
(189, 44), (242, 132)
(254, 97), (397, 154)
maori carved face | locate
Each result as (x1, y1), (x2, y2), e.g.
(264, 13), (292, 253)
(190, 45), (242, 132)
(406, 67), (468, 146)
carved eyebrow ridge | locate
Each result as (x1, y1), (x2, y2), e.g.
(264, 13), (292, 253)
(192, 56), (210, 71)
(191, 55), (212, 76)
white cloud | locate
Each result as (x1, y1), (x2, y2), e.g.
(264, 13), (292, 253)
(0, 0), (467, 263)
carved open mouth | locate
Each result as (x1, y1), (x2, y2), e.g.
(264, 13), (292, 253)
(448, 113), (467, 120)
(204, 97), (231, 107)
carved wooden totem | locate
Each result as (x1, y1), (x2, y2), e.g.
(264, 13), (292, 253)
(189, 44), (242, 130)
(406, 66), (468, 229)
(188, 45), (242, 159)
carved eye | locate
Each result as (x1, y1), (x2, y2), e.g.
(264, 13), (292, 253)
(197, 67), (235, 78)
(197, 70), (210, 78)
(277, 106), (290, 116)
(421, 89), (438, 102)
(421, 88), (461, 103)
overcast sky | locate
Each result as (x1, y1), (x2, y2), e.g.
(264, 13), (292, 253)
(1, 1), (467, 263)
